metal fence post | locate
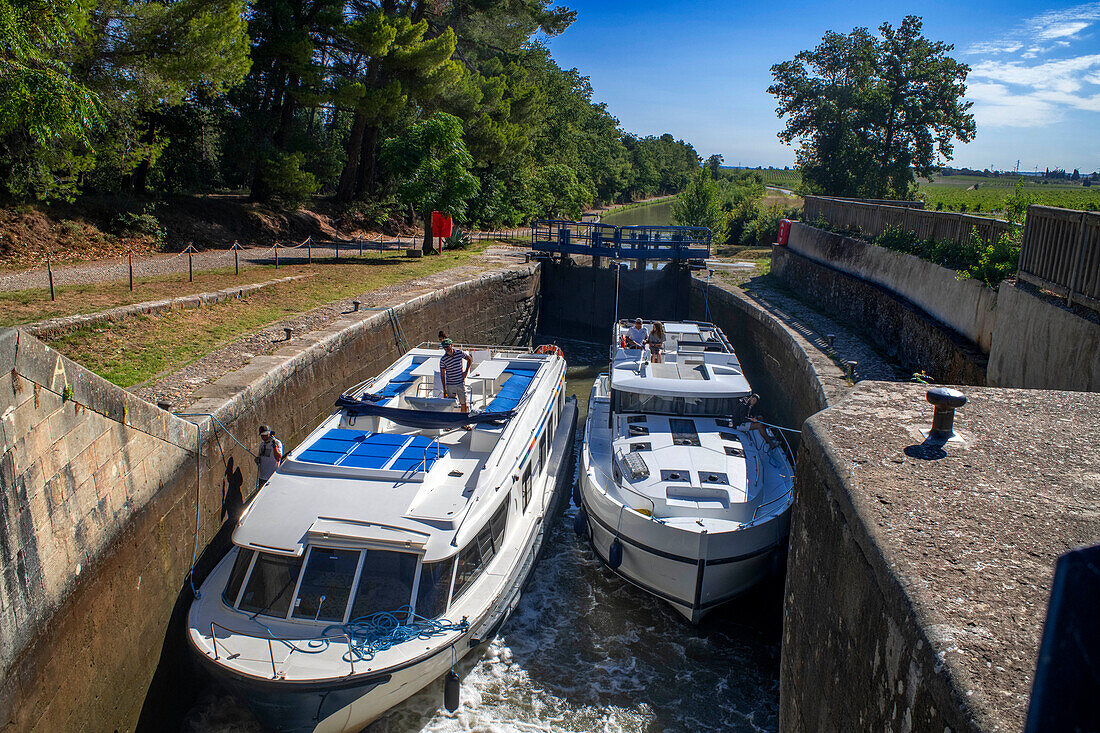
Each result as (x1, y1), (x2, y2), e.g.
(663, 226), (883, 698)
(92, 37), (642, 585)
(188, 244), (193, 282)
(307, 237), (312, 264)
(129, 252), (134, 291)
(274, 244), (279, 269)
(233, 242), (239, 275)
(47, 253), (55, 301)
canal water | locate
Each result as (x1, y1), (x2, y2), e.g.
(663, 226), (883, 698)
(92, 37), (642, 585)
(183, 337), (781, 733)
(599, 199), (673, 227)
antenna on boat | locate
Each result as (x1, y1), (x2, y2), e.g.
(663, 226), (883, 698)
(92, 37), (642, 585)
(613, 258), (622, 327)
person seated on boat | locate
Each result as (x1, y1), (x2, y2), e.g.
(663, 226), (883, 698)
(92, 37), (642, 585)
(731, 393), (759, 426)
(624, 318), (648, 349)
(647, 321), (666, 363)
(439, 338), (473, 427)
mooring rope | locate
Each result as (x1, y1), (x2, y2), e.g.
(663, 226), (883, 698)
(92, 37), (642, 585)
(322, 607), (469, 662)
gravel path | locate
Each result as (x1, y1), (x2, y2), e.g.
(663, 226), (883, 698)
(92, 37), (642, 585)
(129, 247), (528, 409)
(0, 234), (526, 293)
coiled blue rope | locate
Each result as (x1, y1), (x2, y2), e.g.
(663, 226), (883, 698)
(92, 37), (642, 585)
(322, 606), (469, 663)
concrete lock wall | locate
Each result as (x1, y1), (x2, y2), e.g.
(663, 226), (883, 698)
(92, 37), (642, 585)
(787, 223), (999, 353)
(687, 275), (849, 448)
(782, 382), (1100, 732)
(0, 265), (539, 733)
(772, 245), (989, 386)
(987, 282), (1100, 392)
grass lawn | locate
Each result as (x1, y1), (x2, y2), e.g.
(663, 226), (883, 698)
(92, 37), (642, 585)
(44, 243), (491, 387)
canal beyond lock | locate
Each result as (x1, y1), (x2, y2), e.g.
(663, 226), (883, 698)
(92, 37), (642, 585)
(183, 337), (782, 733)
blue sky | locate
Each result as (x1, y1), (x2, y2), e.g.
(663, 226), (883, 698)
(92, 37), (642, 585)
(544, 1), (1100, 173)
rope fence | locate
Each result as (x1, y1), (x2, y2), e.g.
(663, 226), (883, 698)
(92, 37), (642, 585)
(26, 225), (535, 300)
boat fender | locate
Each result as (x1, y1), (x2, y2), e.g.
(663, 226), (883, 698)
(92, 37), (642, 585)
(444, 669), (460, 712)
(573, 506), (589, 537)
(571, 481), (581, 507)
(608, 538), (623, 569)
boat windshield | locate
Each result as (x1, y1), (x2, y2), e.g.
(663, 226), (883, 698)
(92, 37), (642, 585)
(349, 549), (418, 620)
(612, 389), (744, 417)
(227, 547), (419, 622)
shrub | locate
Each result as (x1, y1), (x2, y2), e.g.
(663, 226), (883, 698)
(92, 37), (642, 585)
(258, 152), (318, 210)
(443, 228), (471, 250)
(113, 206), (165, 242)
(740, 203), (799, 245)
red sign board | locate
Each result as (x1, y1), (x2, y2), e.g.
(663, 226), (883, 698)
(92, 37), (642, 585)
(431, 211), (454, 238)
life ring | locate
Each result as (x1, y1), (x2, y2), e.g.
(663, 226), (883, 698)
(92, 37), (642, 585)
(536, 344), (564, 358)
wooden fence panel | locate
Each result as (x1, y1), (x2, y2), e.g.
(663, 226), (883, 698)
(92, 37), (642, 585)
(802, 196), (1020, 247)
(1017, 205), (1100, 312)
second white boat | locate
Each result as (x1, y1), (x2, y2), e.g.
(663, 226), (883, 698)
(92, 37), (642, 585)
(577, 320), (794, 622)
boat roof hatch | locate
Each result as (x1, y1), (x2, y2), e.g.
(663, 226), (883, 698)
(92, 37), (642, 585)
(306, 517), (430, 552)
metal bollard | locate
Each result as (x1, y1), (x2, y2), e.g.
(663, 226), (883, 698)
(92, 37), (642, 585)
(283, 327), (293, 341)
(826, 334), (835, 348)
(156, 399), (172, 412)
(926, 388), (967, 440)
(352, 300), (361, 311)
(844, 360), (857, 380)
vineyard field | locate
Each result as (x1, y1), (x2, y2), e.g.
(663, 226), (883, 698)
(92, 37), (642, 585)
(917, 181), (1100, 215)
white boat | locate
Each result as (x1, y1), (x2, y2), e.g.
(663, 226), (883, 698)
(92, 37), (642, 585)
(577, 320), (794, 623)
(187, 343), (575, 732)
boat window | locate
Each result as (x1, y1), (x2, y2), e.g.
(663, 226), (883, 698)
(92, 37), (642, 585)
(222, 548), (254, 607)
(238, 552), (304, 618)
(521, 464), (533, 511)
(452, 515), (502, 603)
(349, 549), (417, 620)
(414, 557), (455, 619)
(292, 547), (360, 622)
(611, 389), (744, 417)
(490, 501), (508, 548)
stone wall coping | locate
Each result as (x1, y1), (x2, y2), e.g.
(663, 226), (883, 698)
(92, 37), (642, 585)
(802, 381), (1100, 731)
(19, 275), (311, 338)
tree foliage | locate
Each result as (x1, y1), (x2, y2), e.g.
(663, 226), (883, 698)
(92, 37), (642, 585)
(671, 167), (722, 233)
(768, 16), (975, 199)
(2, 0), (705, 233)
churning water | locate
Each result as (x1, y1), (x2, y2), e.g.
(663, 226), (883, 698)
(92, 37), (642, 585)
(182, 339), (781, 733)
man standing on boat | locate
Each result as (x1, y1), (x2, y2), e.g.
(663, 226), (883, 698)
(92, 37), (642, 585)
(255, 425), (284, 488)
(440, 338), (473, 424)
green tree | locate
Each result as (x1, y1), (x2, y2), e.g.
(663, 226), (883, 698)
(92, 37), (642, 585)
(381, 112), (479, 252)
(528, 164), (592, 219)
(706, 154), (723, 179)
(768, 16), (975, 199)
(671, 167), (722, 233)
(0, 0), (102, 198)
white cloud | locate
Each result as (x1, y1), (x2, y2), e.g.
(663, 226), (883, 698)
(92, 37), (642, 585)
(1029, 4), (1100, 41)
(966, 2), (1100, 55)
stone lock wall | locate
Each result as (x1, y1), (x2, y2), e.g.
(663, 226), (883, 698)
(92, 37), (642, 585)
(772, 245), (988, 386)
(0, 265), (539, 733)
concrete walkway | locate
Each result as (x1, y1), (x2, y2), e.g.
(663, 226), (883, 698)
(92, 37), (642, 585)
(739, 276), (909, 384)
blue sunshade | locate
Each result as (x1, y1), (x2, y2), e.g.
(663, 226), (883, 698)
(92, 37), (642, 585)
(298, 429), (448, 472)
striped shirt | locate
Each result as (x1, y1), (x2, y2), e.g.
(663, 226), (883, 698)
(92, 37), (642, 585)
(440, 349), (469, 386)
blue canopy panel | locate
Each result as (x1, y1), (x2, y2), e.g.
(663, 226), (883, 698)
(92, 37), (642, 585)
(297, 429), (448, 472)
(485, 363), (540, 413)
(370, 358), (424, 400)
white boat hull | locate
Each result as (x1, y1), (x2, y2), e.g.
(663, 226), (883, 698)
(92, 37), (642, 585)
(579, 461), (789, 623)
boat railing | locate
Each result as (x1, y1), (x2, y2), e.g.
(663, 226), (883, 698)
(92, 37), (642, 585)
(750, 485), (794, 523)
(209, 621), (357, 679)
